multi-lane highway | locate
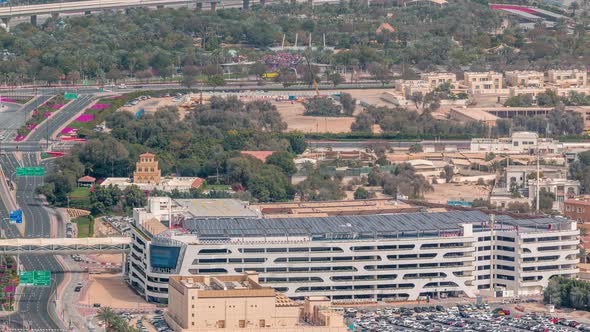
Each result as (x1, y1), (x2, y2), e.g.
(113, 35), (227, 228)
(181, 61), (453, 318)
(0, 153), (64, 330)
(0, 94), (94, 329)
(28, 95), (95, 142)
(0, 95), (52, 142)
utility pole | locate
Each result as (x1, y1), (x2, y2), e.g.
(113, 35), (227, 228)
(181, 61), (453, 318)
(536, 140), (540, 212)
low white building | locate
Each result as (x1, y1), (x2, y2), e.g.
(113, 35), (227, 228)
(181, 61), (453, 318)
(528, 178), (580, 211)
(470, 132), (561, 154)
(100, 176), (205, 192)
(133, 197), (261, 227)
(505, 165), (568, 190)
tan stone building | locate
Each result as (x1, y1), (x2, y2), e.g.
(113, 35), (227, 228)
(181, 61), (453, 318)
(547, 69), (587, 87)
(394, 79), (432, 98)
(505, 70), (544, 87)
(165, 273), (347, 332)
(420, 72), (456, 88)
(463, 71), (503, 91)
(133, 152), (161, 184)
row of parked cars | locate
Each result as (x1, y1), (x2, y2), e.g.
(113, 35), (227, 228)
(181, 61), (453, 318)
(348, 303), (588, 332)
(103, 215), (132, 235)
(149, 314), (173, 332)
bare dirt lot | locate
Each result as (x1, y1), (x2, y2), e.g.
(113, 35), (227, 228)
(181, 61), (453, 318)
(423, 183), (491, 204)
(118, 96), (188, 119)
(274, 101), (356, 133)
(80, 273), (154, 310)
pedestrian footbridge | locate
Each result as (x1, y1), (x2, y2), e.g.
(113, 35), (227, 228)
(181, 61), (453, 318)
(0, 237), (131, 255)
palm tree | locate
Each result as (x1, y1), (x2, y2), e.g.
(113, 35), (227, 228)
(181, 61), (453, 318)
(570, 1), (580, 16)
(109, 317), (131, 332)
(97, 307), (116, 331)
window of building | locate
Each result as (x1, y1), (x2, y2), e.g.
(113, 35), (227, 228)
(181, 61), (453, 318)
(259, 320), (266, 328)
(239, 320), (246, 328)
(217, 320), (225, 328)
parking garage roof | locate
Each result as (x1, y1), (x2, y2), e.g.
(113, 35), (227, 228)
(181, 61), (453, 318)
(179, 210), (571, 240)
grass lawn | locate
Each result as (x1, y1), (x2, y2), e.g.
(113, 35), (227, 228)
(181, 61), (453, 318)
(203, 184), (231, 191)
(68, 187), (91, 209)
(69, 187), (90, 199)
(73, 215), (94, 238)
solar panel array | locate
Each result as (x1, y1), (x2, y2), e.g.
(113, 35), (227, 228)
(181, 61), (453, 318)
(180, 210), (569, 240)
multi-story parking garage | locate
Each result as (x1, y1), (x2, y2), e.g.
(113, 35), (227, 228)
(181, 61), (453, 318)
(127, 210), (579, 304)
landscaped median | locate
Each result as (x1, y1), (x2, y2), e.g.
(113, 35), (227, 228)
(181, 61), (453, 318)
(72, 215), (94, 238)
(0, 96), (34, 105)
(15, 95), (69, 141)
(60, 90), (186, 137)
(0, 257), (18, 311)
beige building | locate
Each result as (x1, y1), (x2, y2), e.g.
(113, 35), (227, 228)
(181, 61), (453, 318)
(133, 153), (161, 184)
(420, 72), (456, 88)
(463, 71), (503, 91)
(394, 80), (432, 98)
(547, 69), (587, 87)
(165, 273), (347, 332)
(505, 70), (544, 88)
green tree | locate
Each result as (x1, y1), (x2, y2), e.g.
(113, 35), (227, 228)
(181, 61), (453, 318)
(266, 151), (297, 176)
(354, 187), (370, 199)
(504, 94), (533, 107)
(507, 201), (530, 213)
(409, 144), (423, 153)
(97, 307), (117, 331)
(327, 72), (344, 86)
(303, 97), (343, 117)
(123, 185), (147, 209)
(181, 65), (200, 90)
(443, 165), (454, 182)
(538, 191), (555, 211)
(206, 74), (226, 87)
(368, 62), (392, 86)
(340, 92), (356, 116)
(286, 131), (307, 154)
(105, 68), (124, 83)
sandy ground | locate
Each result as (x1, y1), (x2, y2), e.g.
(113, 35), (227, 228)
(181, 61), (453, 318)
(80, 273), (154, 310)
(423, 183), (491, 204)
(92, 253), (124, 265)
(118, 96), (188, 119)
(274, 100), (356, 133)
(93, 217), (119, 237)
(117, 88), (400, 134)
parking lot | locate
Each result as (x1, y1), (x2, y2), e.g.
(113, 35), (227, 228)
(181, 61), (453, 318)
(347, 303), (590, 332)
(102, 215), (132, 236)
(140, 313), (173, 332)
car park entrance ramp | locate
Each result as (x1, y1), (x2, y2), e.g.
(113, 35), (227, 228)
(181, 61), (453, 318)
(0, 237), (131, 255)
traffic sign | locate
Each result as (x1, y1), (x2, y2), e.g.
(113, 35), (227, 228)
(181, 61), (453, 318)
(18, 271), (34, 285)
(18, 271), (50, 286)
(16, 167), (45, 177)
(64, 93), (78, 100)
(33, 271), (51, 286)
(9, 210), (22, 224)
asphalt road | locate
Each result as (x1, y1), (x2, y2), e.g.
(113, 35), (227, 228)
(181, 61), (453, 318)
(0, 95), (52, 142)
(0, 153), (64, 330)
(0, 98), (93, 330)
(28, 94), (95, 142)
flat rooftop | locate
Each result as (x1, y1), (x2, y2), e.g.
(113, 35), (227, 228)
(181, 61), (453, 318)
(174, 199), (260, 218)
(178, 210), (572, 241)
(450, 108), (499, 122)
